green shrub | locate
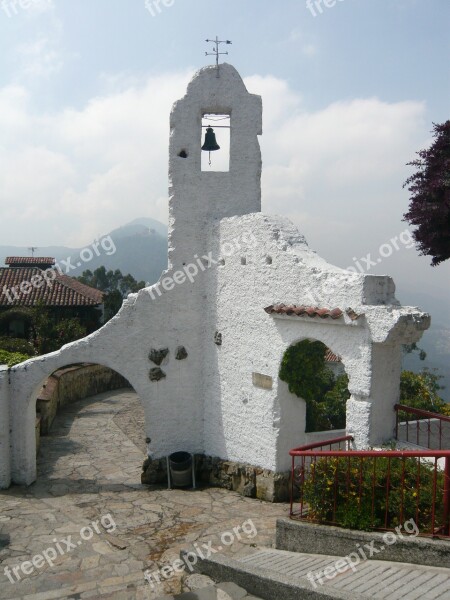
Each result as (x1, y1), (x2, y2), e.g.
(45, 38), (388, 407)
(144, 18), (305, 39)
(0, 337), (36, 356)
(302, 454), (443, 532)
(0, 350), (30, 367)
(279, 340), (350, 432)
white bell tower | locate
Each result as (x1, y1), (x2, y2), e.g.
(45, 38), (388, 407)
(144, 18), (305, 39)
(168, 64), (263, 269)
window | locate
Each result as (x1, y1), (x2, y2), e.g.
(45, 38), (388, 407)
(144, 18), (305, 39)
(201, 114), (230, 172)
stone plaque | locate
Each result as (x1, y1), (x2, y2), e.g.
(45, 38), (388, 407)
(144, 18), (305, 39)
(252, 372), (273, 390)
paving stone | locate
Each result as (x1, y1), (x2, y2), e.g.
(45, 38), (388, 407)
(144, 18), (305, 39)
(0, 391), (280, 600)
(184, 574), (216, 590)
(216, 582), (247, 599)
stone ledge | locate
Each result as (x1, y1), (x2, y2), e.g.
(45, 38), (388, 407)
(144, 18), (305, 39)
(276, 517), (450, 568)
(141, 455), (290, 502)
(179, 550), (356, 600)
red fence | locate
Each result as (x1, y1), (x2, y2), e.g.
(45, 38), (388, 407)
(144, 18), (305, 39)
(290, 437), (450, 538)
(395, 403), (450, 450)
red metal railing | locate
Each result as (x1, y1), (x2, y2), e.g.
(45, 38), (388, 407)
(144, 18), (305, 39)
(395, 403), (450, 450)
(290, 438), (450, 538)
(289, 436), (354, 518)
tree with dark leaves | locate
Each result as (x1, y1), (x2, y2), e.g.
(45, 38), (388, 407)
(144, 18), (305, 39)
(76, 267), (146, 320)
(403, 120), (450, 266)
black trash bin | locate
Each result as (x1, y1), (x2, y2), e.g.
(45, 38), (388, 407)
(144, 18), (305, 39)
(169, 451), (193, 488)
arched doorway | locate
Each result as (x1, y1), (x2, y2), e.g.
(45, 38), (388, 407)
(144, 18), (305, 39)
(279, 338), (350, 434)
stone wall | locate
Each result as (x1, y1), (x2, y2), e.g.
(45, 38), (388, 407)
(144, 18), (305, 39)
(141, 454), (290, 502)
(36, 364), (131, 435)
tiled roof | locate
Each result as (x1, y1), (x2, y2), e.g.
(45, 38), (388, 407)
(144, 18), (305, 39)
(325, 349), (342, 363)
(264, 304), (343, 319)
(6, 257), (55, 267)
(0, 267), (103, 307)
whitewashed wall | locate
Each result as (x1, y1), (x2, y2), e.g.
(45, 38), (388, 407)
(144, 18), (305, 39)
(0, 64), (430, 488)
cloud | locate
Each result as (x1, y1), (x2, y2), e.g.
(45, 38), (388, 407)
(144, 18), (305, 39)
(245, 74), (427, 264)
(16, 35), (63, 78)
(0, 69), (428, 262)
(0, 71), (192, 246)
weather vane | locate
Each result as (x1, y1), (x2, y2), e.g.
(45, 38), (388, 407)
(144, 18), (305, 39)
(205, 36), (232, 77)
(28, 247), (38, 257)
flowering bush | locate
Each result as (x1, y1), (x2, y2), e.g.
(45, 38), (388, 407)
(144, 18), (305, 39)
(0, 350), (30, 367)
(302, 454), (443, 532)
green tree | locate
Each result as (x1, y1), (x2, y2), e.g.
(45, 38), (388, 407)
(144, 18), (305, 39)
(76, 267), (146, 320)
(399, 369), (448, 415)
(279, 340), (350, 431)
(403, 120), (450, 266)
(31, 302), (87, 354)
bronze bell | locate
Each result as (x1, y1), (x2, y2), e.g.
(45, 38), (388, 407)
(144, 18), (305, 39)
(201, 127), (220, 152)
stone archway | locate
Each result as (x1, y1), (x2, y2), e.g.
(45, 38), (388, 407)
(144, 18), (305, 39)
(7, 337), (150, 486)
(274, 333), (359, 472)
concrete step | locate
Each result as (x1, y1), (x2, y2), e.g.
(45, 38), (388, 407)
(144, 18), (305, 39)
(154, 581), (262, 599)
(183, 547), (450, 600)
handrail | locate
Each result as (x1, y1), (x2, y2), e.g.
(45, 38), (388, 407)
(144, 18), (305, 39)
(291, 449), (450, 457)
(395, 403), (450, 423)
(289, 437), (450, 537)
(289, 435), (353, 517)
(394, 403), (450, 449)
(290, 435), (353, 454)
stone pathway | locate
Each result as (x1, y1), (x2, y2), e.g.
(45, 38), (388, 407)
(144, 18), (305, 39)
(0, 390), (285, 599)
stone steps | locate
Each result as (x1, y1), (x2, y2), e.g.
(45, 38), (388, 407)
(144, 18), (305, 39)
(240, 548), (450, 599)
(183, 547), (450, 600)
(154, 581), (262, 599)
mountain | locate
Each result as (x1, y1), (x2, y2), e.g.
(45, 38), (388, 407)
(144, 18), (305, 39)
(0, 218), (168, 284)
(1, 219), (448, 401)
(399, 287), (450, 402)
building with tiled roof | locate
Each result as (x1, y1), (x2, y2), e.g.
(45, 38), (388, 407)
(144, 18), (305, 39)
(0, 258), (104, 337)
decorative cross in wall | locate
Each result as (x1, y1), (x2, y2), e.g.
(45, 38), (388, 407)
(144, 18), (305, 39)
(205, 36), (232, 76)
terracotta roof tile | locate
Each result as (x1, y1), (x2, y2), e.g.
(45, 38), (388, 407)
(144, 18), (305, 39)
(264, 304), (344, 319)
(325, 349), (342, 363)
(0, 267), (103, 307)
(6, 257), (55, 267)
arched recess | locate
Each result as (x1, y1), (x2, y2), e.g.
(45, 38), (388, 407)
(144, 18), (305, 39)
(9, 343), (150, 486)
(274, 334), (359, 472)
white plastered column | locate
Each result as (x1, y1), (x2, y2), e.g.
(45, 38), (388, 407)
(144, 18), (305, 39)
(0, 366), (11, 488)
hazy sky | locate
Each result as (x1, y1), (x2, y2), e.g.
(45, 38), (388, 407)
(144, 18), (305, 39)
(0, 0), (449, 304)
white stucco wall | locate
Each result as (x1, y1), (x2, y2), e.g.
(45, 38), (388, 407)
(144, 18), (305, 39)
(1, 63), (430, 487)
(0, 366), (10, 489)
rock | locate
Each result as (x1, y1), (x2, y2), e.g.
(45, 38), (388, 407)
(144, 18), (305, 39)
(217, 582), (248, 599)
(149, 348), (169, 365)
(184, 574), (216, 591)
(175, 346), (188, 360)
(149, 367), (166, 382)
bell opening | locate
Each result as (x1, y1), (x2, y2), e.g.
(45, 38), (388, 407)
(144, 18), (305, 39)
(201, 114), (230, 172)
